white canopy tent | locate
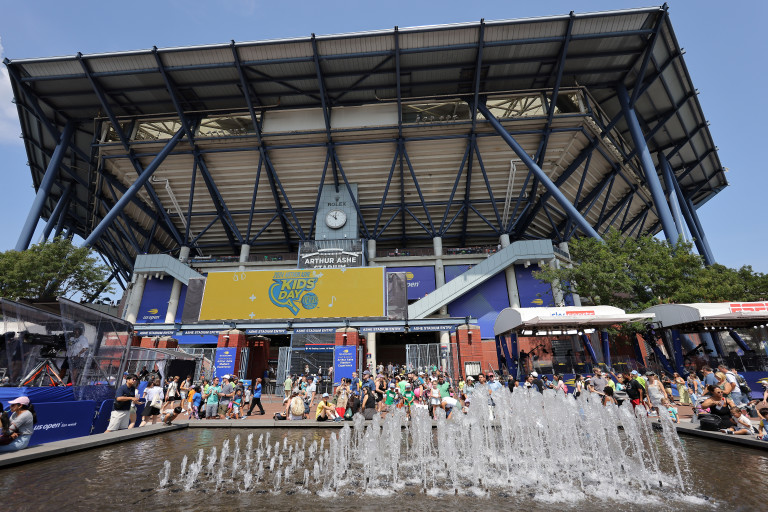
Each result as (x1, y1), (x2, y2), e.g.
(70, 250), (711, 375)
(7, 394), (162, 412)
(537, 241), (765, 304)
(643, 302), (768, 330)
(494, 306), (654, 336)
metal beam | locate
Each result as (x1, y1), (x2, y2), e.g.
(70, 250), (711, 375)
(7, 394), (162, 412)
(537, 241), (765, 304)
(16, 121), (74, 251)
(83, 127), (186, 247)
(616, 84), (679, 243)
(476, 102), (602, 240)
(77, 53), (184, 246)
(40, 181), (72, 241)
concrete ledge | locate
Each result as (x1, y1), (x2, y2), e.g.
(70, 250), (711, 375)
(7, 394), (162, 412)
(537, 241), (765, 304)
(0, 423), (186, 468)
(675, 422), (768, 450)
(181, 419), (352, 429)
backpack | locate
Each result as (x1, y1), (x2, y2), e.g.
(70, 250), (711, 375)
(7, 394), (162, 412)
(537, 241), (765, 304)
(698, 413), (721, 432)
(735, 374), (752, 395)
(290, 397), (305, 416)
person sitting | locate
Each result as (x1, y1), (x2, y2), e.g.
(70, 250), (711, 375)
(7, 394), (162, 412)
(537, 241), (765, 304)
(288, 392), (306, 420)
(756, 408), (768, 441)
(0, 396), (36, 453)
(721, 406), (752, 435)
(700, 384), (736, 430)
(661, 397), (679, 423)
(163, 406), (183, 425)
(274, 397), (291, 420)
(316, 393), (341, 422)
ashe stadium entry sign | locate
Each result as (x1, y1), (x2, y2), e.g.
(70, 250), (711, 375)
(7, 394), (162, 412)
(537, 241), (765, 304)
(199, 267), (385, 320)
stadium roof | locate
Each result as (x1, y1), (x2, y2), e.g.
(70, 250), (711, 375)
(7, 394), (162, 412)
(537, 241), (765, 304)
(5, 5), (726, 277)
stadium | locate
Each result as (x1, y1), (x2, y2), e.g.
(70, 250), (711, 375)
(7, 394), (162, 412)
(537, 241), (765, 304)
(5, 5), (728, 381)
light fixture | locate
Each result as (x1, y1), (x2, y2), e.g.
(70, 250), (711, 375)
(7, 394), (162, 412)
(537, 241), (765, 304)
(286, 320), (294, 332)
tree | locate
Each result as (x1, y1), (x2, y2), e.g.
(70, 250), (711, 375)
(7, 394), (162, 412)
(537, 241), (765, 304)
(0, 238), (114, 301)
(534, 229), (768, 314)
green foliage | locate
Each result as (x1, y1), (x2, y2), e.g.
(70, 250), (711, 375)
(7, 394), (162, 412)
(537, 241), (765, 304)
(0, 238), (114, 301)
(534, 229), (768, 314)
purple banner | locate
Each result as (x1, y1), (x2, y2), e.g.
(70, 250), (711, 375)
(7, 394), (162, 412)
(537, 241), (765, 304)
(386, 266), (436, 300)
(514, 264), (555, 307)
(445, 265), (510, 339)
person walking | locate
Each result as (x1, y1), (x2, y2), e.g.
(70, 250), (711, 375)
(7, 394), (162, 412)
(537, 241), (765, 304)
(106, 374), (140, 432)
(248, 378), (266, 416)
(674, 373), (691, 405)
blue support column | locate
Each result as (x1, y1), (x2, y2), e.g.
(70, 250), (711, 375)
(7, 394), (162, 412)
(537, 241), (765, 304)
(508, 333), (519, 381)
(16, 122), (75, 251)
(494, 335), (505, 374)
(475, 102), (603, 241)
(41, 182), (72, 241)
(616, 84), (679, 244)
(600, 330), (612, 369)
(500, 333), (514, 377)
(580, 333), (599, 369)
(643, 331), (675, 376)
(686, 197), (715, 264)
(632, 335), (646, 368)
(83, 127), (185, 248)
(669, 329), (688, 377)
(658, 154), (686, 241)
(728, 329), (753, 353)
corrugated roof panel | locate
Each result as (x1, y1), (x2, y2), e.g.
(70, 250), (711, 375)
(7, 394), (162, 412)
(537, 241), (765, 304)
(19, 60), (83, 78)
(572, 12), (652, 36)
(87, 54), (157, 74)
(162, 47), (234, 68)
(243, 40), (314, 62)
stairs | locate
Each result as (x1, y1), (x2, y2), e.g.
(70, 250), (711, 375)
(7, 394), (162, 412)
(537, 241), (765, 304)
(407, 239), (555, 319)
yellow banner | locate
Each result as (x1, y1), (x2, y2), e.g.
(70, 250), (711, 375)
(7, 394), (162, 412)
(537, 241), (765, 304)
(198, 267), (385, 320)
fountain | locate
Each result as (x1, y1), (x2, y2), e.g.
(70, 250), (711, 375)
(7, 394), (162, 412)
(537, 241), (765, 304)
(150, 387), (712, 509)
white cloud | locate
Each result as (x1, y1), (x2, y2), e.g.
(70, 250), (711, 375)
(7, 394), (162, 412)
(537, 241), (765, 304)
(0, 36), (23, 144)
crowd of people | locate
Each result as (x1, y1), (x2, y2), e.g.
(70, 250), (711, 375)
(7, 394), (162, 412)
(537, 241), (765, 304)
(2, 361), (767, 454)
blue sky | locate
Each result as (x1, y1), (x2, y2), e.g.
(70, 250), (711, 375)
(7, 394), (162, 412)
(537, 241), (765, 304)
(0, 0), (766, 273)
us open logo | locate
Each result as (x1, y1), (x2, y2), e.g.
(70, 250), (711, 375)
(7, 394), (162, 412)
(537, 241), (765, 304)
(268, 270), (320, 315)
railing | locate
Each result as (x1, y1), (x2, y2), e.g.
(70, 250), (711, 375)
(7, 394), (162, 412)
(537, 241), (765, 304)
(382, 245), (500, 258)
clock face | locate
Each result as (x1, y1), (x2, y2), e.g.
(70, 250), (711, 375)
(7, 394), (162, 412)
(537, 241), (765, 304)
(325, 209), (347, 229)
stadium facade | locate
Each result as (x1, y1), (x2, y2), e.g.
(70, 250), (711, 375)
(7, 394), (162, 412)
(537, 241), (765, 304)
(6, 6), (727, 378)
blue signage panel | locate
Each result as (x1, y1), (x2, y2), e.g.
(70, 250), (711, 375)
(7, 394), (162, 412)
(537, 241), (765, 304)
(174, 284), (188, 323)
(334, 345), (357, 385)
(29, 400), (98, 447)
(137, 278), (174, 323)
(445, 265), (510, 339)
(386, 266), (436, 300)
(514, 264), (555, 307)
(214, 347), (237, 379)
(245, 328), (288, 335)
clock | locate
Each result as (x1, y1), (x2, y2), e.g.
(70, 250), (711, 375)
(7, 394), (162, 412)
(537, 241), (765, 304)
(325, 209), (347, 229)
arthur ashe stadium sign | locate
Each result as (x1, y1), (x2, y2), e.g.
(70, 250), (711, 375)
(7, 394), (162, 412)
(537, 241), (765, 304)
(298, 240), (364, 269)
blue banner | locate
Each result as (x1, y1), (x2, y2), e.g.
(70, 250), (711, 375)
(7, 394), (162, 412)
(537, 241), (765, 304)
(215, 347), (237, 379)
(514, 264), (554, 307)
(387, 266), (436, 300)
(29, 400), (98, 447)
(136, 278), (174, 323)
(334, 346), (357, 385)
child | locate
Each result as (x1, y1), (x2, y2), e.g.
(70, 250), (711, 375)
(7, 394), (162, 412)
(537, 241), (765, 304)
(164, 406), (183, 425)
(755, 408), (768, 441)
(228, 389), (244, 419)
(661, 398), (678, 423)
(189, 386), (202, 420)
(722, 406), (753, 435)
